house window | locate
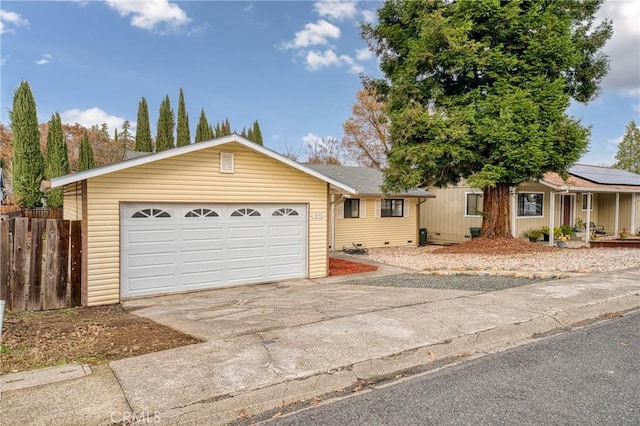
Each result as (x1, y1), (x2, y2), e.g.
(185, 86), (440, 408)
(185, 208), (219, 218)
(273, 208), (299, 216)
(231, 208), (261, 217)
(344, 199), (360, 218)
(517, 193), (543, 217)
(465, 193), (483, 216)
(381, 199), (403, 217)
(132, 208), (171, 218)
(582, 194), (593, 211)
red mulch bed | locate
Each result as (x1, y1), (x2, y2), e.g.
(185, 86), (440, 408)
(434, 237), (557, 255)
(329, 258), (378, 276)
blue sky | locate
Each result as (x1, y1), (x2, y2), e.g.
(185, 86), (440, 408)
(1, 0), (638, 166)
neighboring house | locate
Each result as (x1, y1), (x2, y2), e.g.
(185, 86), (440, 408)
(421, 164), (640, 244)
(306, 165), (434, 250)
(49, 135), (429, 306)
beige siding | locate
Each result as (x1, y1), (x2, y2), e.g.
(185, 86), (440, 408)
(62, 182), (82, 220)
(515, 183), (551, 236)
(80, 142), (328, 306)
(333, 197), (418, 249)
(420, 185), (482, 243)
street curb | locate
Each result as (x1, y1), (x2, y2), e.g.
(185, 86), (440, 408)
(166, 292), (640, 426)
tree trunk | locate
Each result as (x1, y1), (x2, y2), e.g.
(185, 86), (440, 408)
(481, 183), (512, 238)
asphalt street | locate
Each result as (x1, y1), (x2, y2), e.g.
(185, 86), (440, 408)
(269, 312), (640, 426)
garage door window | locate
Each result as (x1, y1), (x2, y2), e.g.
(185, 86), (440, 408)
(131, 208), (171, 218)
(185, 208), (219, 218)
(273, 207), (299, 216)
(231, 208), (261, 217)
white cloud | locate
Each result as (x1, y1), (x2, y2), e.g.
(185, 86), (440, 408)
(355, 47), (373, 61)
(598, 0), (640, 96)
(105, 0), (190, 31)
(36, 53), (53, 65)
(361, 9), (376, 24)
(60, 108), (130, 133)
(0, 9), (29, 34)
(243, 4), (254, 12)
(313, 1), (358, 21)
(282, 19), (341, 49)
(306, 49), (340, 71)
(305, 49), (363, 73)
(302, 132), (324, 147)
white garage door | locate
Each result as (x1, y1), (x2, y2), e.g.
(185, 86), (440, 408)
(120, 203), (307, 298)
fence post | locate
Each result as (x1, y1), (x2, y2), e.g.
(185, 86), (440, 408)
(69, 220), (82, 307)
(12, 218), (29, 310)
(28, 218), (46, 311)
(1, 216), (11, 309)
(43, 220), (68, 310)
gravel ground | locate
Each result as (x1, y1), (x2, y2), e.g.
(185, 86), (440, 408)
(340, 273), (548, 292)
(359, 245), (640, 274)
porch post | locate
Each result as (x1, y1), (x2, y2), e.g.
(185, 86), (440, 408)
(631, 192), (637, 237)
(510, 187), (516, 237)
(585, 193), (592, 246)
(549, 192), (555, 247)
(614, 192), (620, 236)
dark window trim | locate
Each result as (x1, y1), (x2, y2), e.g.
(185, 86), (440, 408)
(381, 199), (403, 217)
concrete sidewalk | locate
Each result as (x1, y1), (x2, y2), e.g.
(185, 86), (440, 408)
(1, 266), (639, 426)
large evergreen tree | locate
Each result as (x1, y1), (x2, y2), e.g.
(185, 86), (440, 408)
(176, 88), (191, 147)
(364, 0), (612, 238)
(155, 95), (175, 152)
(10, 81), (44, 208)
(44, 112), (69, 207)
(135, 97), (153, 152)
(613, 120), (640, 174)
(78, 131), (95, 171)
(195, 108), (212, 143)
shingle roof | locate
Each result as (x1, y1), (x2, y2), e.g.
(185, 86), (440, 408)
(305, 164), (434, 197)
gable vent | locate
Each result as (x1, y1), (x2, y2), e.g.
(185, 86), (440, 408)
(220, 152), (235, 173)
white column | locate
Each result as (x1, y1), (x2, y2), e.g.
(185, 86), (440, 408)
(511, 187), (517, 237)
(585, 193), (592, 245)
(631, 192), (637, 236)
(614, 192), (620, 236)
(549, 192), (555, 247)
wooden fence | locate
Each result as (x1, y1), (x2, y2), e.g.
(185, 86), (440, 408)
(1, 217), (82, 311)
(20, 207), (64, 220)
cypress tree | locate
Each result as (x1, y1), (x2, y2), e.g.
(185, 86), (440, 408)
(195, 108), (211, 143)
(214, 122), (222, 138)
(176, 88), (191, 147)
(78, 131), (95, 171)
(208, 124), (214, 139)
(44, 112), (69, 207)
(155, 95), (175, 152)
(251, 120), (263, 145)
(135, 97), (152, 152)
(241, 127), (248, 138)
(10, 81), (44, 208)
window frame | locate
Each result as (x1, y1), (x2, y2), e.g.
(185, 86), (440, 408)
(465, 192), (483, 217)
(381, 199), (404, 218)
(517, 192), (544, 218)
(581, 194), (593, 211)
(344, 198), (360, 219)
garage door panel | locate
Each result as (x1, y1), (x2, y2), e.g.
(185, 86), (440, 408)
(181, 227), (223, 242)
(269, 225), (304, 238)
(228, 226), (264, 240)
(127, 228), (176, 245)
(121, 203), (307, 298)
(228, 266), (266, 282)
(228, 246), (264, 260)
(127, 252), (176, 268)
(269, 263), (303, 277)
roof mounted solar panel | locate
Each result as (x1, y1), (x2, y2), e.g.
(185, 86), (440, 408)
(569, 164), (640, 186)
